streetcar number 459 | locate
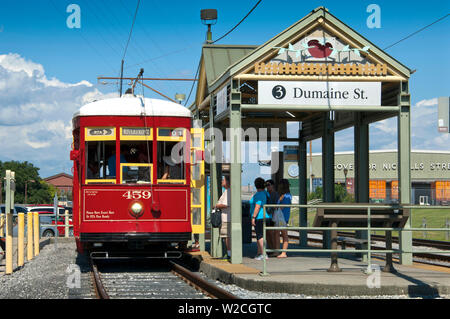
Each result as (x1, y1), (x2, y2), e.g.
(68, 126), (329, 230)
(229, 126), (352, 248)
(122, 190), (151, 200)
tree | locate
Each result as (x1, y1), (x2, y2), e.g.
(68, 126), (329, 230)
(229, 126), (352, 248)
(306, 184), (355, 203)
(0, 161), (55, 204)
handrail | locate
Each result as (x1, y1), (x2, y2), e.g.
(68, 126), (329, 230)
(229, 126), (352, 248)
(261, 203), (450, 276)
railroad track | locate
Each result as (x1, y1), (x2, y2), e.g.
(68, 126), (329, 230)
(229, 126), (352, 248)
(89, 255), (238, 299)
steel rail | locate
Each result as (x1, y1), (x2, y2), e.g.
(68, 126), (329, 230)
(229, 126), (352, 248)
(90, 257), (110, 299)
(89, 254), (238, 299)
(169, 261), (239, 299)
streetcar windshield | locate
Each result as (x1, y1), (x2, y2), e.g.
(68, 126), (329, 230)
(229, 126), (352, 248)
(119, 141), (153, 184)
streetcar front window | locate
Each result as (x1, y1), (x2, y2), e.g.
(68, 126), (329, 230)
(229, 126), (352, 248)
(119, 141), (153, 184)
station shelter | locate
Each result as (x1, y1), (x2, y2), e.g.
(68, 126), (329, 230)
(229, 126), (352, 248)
(190, 7), (413, 265)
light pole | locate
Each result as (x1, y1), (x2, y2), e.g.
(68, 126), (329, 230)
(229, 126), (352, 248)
(343, 167), (348, 193)
(25, 179), (35, 204)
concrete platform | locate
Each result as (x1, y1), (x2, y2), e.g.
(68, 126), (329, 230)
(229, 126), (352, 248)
(188, 242), (450, 297)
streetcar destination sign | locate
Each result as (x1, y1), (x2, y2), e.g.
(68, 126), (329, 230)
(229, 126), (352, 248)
(258, 81), (381, 106)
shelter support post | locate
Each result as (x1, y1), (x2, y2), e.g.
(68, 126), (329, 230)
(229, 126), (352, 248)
(230, 79), (243, 264)
(209, 97), (222, 258)
(354, 112), (369, 262)
(398, 87), (412, 265)
(322, 113), (334, 249)
(298, 131), (308, 247)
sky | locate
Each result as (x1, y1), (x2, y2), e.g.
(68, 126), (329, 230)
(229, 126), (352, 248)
(0, 0), (449, 185)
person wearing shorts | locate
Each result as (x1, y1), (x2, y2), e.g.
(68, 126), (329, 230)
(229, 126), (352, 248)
(216, 175), (231, 258)
(250, 177), (270, 260)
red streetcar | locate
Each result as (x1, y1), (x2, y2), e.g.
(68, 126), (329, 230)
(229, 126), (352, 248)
(70, 93), (199, 256)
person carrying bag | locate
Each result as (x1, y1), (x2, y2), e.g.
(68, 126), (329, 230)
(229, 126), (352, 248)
(210, 208), (222, 228)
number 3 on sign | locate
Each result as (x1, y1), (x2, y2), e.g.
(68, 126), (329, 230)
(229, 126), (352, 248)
(122, 190), (151, 200)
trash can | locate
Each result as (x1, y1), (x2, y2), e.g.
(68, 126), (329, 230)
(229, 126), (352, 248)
(241, 200), (252, 244)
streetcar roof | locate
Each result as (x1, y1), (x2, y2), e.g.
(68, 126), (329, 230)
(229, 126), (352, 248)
(73, 96), (192, 118)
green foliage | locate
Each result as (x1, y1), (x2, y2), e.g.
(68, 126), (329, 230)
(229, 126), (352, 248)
(0, 161), (54, 204)
(306, 184), (355, 203)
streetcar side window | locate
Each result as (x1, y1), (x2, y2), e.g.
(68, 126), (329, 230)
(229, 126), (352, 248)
(156, 128), (186, 184)
(85, 141), (116, 182)
(157, 141), (185, 182)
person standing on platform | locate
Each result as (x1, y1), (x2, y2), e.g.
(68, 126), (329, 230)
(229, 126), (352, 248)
(215, 175), (231, 258)
(250, 177), (270, 260)
(265, 179), (279, 257)
(277, 179), (292, 258)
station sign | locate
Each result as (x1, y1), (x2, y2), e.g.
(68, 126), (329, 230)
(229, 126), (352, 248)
(258, 81), (381, 106)
(216, 85), (228, 116)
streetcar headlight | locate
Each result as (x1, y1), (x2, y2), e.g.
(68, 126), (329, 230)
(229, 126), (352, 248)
(131, 202), (143, 215)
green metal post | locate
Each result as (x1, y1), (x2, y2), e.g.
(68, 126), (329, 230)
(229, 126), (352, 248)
(230, 79), (242, 264)
(298, 131), (308, 247)
(398, 82), (412, 265)
(366, 207), (372, 274)
(322, 113), (334, 249)
(262, 207), (268, 275)
(209, 96), (222, 258)
(354, 112), (369, 262)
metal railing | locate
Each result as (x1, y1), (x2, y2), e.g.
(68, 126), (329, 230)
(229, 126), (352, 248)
(261, 203), (450, 276)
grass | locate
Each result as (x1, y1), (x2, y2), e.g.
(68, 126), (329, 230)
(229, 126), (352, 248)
(288, 207), (450, 242)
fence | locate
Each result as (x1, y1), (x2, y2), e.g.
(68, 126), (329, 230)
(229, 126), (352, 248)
(1, 170), (73, 275)
(261, 203), (450, 276)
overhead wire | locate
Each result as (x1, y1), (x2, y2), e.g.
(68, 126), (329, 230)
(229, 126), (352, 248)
(212, 0), (263, 44)
(117, 0), (178, 96)
(184, 61), (201, 107)
(122, 0), (141, 61)
(383, 13), (449, 50)
(184, 0), (264, 106)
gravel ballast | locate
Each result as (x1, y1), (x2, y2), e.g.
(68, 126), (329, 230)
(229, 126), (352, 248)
(0, 241), (79, 299)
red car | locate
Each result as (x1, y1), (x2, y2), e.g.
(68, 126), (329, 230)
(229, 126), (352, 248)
(27, 206), (73, 237)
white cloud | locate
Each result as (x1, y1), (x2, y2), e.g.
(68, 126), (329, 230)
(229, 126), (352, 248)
(416, 98), (438, 107)
(0, 53), (115, 177)
(368, 97), (449, 151)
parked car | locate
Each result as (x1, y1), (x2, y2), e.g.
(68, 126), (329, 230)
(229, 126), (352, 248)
(0, 204), (28, 225)
(27, 206), (73, 237)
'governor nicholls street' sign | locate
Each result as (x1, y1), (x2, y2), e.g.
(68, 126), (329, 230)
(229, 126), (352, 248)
(258, 81), (381, 106)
